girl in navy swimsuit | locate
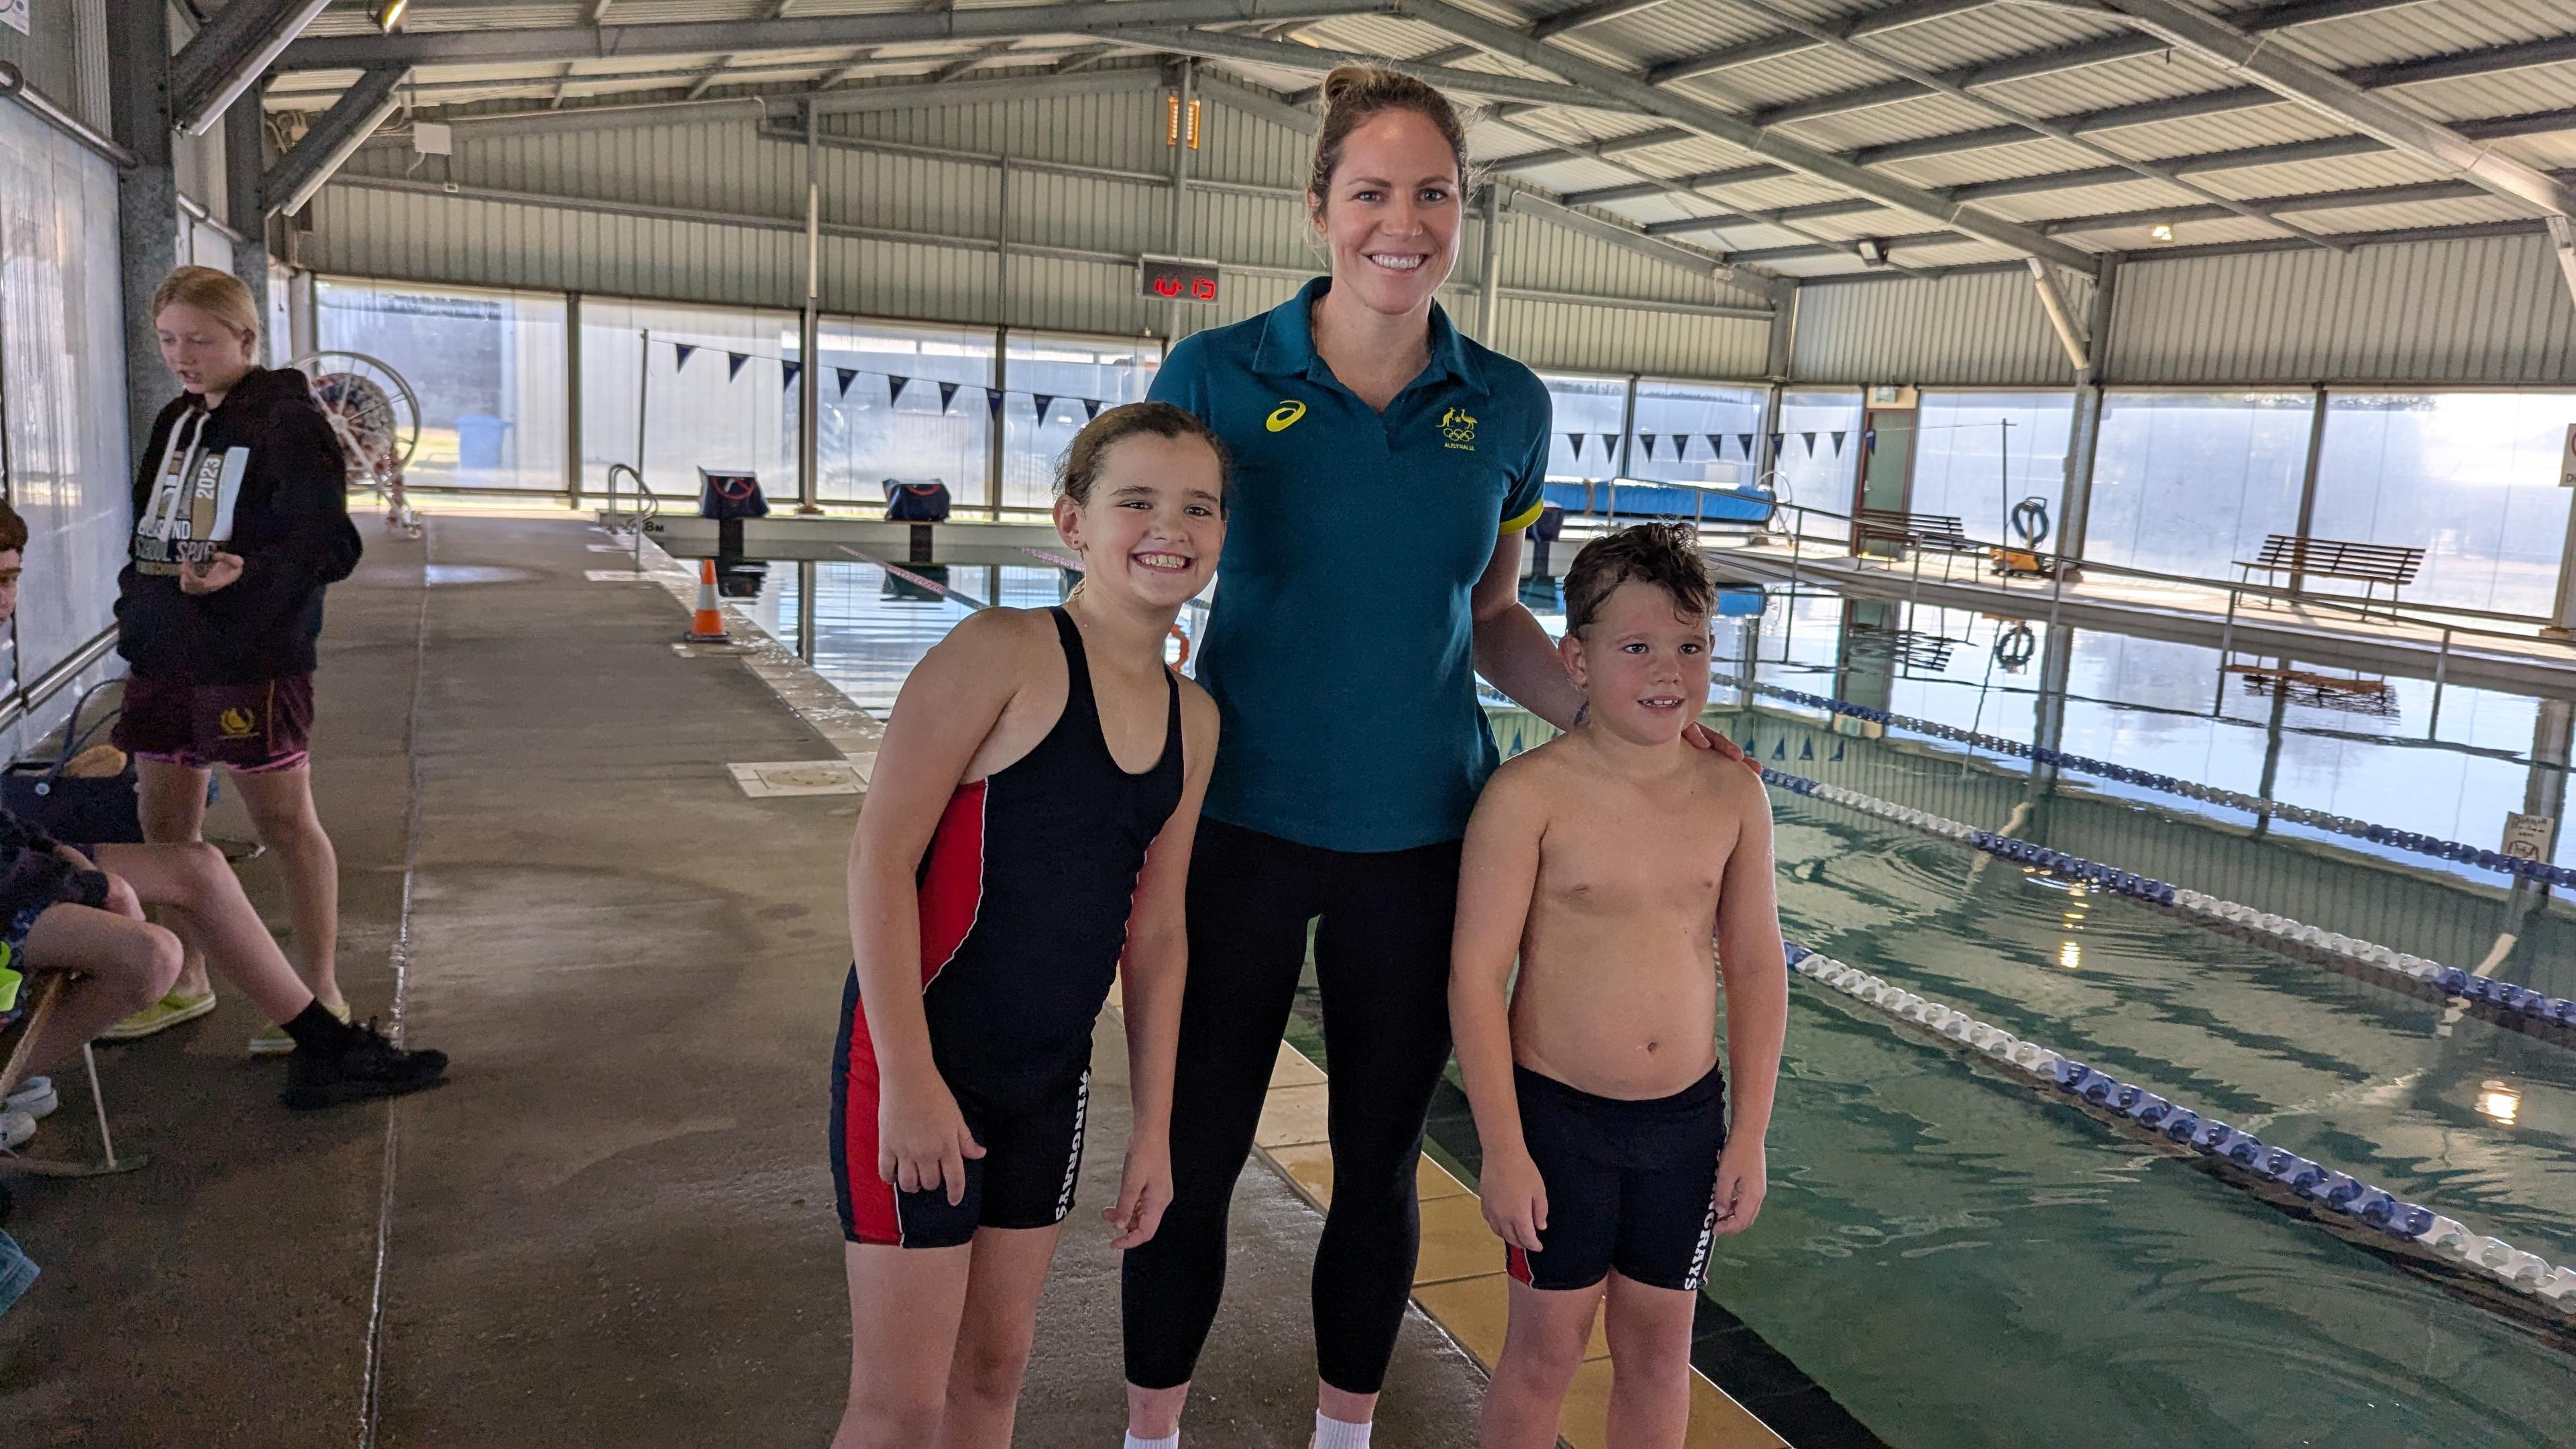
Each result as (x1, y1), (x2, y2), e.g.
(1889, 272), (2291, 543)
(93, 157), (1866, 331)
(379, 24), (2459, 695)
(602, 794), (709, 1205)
(830, 402), (1224, 1448)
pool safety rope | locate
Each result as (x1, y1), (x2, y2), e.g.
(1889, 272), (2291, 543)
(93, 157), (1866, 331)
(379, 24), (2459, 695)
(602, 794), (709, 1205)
(1715, 672), (2576, 890)
(1758, 766), (2576, 1042)
(1781, 941), (2576, 1323)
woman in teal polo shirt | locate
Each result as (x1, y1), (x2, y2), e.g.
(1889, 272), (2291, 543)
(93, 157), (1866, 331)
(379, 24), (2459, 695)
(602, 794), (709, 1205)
(1119, 66), (1739, 1448)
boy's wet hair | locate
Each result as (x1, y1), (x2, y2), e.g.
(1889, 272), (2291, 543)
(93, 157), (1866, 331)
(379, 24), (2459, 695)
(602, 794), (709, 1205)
(1563, 522), (1714, 635)
(0, 502), (26, 556)
(1057, 401), (1230, 509)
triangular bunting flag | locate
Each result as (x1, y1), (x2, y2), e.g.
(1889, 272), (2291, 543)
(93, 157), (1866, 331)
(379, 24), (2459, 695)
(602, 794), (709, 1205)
(1800, 738), (1815, 760)
(1599, 433), (1619, 459)
(1830, 429), (1847, 456)
(1569, 433), (1585, 460)
(888, 374), (911, 402)
(938, 381), (960, 412)
(985, 387), (1006, 419)
(1801, 431), (1818, 456)
(1034, 394), (1057, 420)
(727, 352), (749, 382)
(1767, 432), (1784, 456)
(1083, 398), (1104, 421)
(1740, 433), (1757, 459)
(1706, 433), (1725, 459)
(1640, 435), (1658, 460)
(672, 343), (698, 372)
(835, 367), (859, 398)
(782, 361), (802, 390)
(1669, 434), (1689, 460)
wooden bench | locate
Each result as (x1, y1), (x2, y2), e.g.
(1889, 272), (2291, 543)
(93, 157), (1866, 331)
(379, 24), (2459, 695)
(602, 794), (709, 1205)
(2233, 534), (2423, 616)
(1855, 508), (1983, 578)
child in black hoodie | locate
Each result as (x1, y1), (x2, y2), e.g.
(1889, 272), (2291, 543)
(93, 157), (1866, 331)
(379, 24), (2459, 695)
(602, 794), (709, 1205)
(107, 266), (366, 1055)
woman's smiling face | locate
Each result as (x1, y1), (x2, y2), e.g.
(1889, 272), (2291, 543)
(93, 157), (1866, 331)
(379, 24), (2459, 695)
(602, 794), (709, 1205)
(1310, 107), (1464, 318)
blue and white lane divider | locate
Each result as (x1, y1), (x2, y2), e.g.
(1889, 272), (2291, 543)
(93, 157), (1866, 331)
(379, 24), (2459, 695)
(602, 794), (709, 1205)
(1782, 941), (2576, 1322)
(1758, 766), (2576, 1042)
(1717, 672), (2576, 890)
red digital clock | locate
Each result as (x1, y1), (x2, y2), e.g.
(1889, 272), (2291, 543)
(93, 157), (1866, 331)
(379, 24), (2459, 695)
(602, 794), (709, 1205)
(1139, 256), (1222, 303)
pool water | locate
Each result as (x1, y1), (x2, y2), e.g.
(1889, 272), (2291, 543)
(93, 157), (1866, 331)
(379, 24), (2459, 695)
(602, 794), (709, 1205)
(745, 551), (2576, 1445)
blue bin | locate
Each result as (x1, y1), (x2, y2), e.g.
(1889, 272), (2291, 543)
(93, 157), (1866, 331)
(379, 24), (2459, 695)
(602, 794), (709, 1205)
(456, 413), (512, 470)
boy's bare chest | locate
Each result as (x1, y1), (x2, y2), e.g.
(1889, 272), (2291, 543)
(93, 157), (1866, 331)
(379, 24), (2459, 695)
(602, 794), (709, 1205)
(1539, 802), (1737, 916)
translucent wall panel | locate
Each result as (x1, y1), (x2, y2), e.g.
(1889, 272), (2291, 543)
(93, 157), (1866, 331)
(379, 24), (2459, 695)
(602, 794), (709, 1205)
(582, 297), (797, 503)
(0, 99), (131, 689)
(2312, 392), (2576, 617)
(319, 278), (568, 492)
(1000, 331), (1157, 511)
(816, 316), (996, 510)
(1540, 373), (1626, 480)
(2084, 392), (2312, 582)
(1776, 390), (1863, 539)
(1907, 390), (2075, 547)
(1627, 380), (1765, 487)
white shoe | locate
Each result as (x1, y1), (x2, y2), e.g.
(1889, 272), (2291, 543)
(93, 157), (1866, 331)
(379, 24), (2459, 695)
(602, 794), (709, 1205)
(0, 1109), (34, 1150)
(4, 1077), (55, 1120)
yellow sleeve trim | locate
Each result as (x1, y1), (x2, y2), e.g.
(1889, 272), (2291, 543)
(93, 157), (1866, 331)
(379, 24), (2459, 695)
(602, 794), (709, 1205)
(1499, 499), (1546, 535)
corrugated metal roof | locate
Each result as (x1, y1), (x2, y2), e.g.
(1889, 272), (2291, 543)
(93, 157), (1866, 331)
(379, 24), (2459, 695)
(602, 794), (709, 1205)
(2260, 0), (2572, 70)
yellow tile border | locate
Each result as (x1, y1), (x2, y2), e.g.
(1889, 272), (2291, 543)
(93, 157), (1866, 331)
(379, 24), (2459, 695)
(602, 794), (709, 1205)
(1246, 1039), (1790, 1449)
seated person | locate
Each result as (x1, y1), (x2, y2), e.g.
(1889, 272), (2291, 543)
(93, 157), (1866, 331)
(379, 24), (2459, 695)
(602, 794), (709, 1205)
(0, 502), (445, 1112)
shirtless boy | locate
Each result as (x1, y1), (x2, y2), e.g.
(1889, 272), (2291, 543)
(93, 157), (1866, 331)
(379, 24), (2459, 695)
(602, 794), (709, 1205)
(1448, 522), (1788, 1448)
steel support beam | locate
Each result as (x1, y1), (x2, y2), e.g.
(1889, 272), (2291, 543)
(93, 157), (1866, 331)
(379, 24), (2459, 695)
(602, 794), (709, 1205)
(1477, 182), (1503, 342)
(1117, 27), (1643, 113)
(2057, 255), (2116, 564)
(224, 85), (274, 323)
(2095, 0), (2576, 219)
(1193, 70), (1319, 135)
(110, 0), (181, 460)
(2026, 258), (2089, 372)
(2550, 216), (2576, 311)
(1398, 0), (2100, 273)
(279, 0), (1394, 69)
(1505, 189), (1735, 281)
(267, 64), (411, 220)
(170, 0), (333, 136)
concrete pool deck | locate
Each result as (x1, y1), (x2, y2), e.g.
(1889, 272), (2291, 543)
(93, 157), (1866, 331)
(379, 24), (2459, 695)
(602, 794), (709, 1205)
(0, 515), (1782, 1447)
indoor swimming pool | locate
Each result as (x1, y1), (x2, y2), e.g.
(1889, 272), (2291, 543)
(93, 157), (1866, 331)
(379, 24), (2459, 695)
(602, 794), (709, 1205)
(727, 549), (2575, 1445)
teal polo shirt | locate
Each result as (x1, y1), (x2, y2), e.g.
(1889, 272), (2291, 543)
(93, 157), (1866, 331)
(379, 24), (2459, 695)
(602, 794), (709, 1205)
(1152, 276), (1551, 853)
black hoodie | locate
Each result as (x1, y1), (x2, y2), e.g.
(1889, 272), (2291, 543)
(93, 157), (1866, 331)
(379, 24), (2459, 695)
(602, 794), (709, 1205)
(118, 367), (364, 686)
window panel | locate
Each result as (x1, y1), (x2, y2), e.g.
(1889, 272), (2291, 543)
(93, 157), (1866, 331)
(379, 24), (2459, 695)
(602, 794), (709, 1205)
(1539, 373), (1627, 480)
(816, 317), (996, 509)
(581, 297), (796, 504)
(1777, 389), (1863, 540)
(319, 278), (568, 494)
(2312, 392), (2576, 618)
(1627, 380), (1766, 488)
(1907, 390), (2075, 548)
(1000, 333), (1158, 511)
(2084, 391), (2312, 582)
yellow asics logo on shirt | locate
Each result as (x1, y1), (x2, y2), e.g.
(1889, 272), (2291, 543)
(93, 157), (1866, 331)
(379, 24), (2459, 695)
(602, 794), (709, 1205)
(217, 707), (257, 740)
(1440, 407), (1478, 451)
(1265, 400), (1307, 433)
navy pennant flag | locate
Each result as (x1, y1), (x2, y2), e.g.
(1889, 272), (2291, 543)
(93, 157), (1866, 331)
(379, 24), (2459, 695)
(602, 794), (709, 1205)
(887, 374), (911, 402)
(835, 367), (859, 398)
(938, 381), (960, 412)
(1033, 394), (1057, 420)
(1083, 398), (1104, 421)
(1599, 433), (1620, 460)
(1707, 433), (1725, 458)
(672, 343), (698, 372)
(986, 387), (1006, 419)
(1740, 433), (1758, 459)
(726, 352), (749, 382)
(1801, 431), (1818, 456)
(781, 361), (801, 390)
(1831, 429), (1847, 456)
(1568, 433), (1585, 460)
(1767, 432), (1784, 456)
(1640, 435), (1658, 460)
(1669, 434), (1689, 460)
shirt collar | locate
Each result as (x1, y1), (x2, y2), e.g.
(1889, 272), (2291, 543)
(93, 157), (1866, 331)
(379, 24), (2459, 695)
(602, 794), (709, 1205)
(1253, 276), (1483, 394)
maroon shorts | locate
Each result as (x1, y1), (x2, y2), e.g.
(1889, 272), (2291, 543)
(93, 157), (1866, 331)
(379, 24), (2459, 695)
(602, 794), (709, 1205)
(112, 674), (315, 773)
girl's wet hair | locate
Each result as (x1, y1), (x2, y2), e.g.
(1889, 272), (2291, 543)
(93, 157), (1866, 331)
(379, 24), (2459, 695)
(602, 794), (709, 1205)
(1307, 64), (1471, 218)
(1056, 401), (1232, 508)
(1563, 522), (1715, 634)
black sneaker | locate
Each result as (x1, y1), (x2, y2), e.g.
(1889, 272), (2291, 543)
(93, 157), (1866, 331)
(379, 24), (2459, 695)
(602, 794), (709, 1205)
(280, 1019), (448, 1110)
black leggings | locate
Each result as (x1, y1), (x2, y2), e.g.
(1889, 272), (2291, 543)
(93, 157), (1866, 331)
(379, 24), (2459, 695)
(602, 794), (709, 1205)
(1121, 818), (1460, 1395)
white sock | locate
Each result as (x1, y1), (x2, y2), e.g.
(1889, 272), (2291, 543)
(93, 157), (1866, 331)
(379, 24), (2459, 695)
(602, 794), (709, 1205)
(1124, 1435), (1179, 1449)
(1312, 1411), (1372, 1449)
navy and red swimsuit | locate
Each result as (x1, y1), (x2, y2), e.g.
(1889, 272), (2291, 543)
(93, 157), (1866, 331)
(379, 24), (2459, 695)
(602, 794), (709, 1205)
(833, 608), (1184, 1247)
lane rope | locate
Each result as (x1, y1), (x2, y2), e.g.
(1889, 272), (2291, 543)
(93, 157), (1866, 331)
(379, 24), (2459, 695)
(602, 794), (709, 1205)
(1782, 941), (2576, 1324)
(1718, 672), (2576, 888)
(1760, 765), (2576, 1042)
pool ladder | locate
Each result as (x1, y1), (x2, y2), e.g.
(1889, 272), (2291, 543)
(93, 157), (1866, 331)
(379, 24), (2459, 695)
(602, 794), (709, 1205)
(600, 463), (662, 568)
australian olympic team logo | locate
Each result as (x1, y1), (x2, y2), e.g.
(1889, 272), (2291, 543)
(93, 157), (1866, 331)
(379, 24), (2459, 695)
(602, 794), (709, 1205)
(1440, 407), (1478, 451)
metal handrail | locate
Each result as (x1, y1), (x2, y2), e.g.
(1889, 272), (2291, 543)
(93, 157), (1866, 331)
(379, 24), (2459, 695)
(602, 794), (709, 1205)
(1729, 496), (2576, 659)
(0, 62), (136, 170)
(602, 462), (660, 569)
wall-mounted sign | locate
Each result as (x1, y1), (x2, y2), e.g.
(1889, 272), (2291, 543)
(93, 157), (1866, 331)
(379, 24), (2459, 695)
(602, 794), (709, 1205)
(0, 0), (28, 36)
(2503, 812), (2555, 861)
(1139, 255), (1220, 304)
(1868, 385), (1917, 409)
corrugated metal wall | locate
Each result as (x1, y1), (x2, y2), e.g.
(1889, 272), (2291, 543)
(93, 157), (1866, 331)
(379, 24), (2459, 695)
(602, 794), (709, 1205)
(2105, 231), (2576, 386)
(1790, 266), (2094, 387)
(309, 88), (1774, 379)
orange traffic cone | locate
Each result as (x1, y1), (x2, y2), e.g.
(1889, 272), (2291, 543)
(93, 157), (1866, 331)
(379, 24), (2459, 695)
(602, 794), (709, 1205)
(688, 557), (729, 641)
